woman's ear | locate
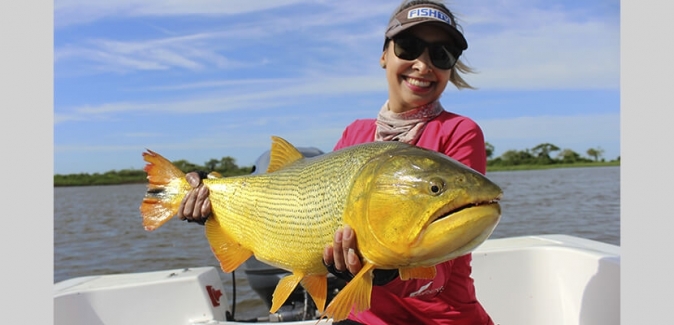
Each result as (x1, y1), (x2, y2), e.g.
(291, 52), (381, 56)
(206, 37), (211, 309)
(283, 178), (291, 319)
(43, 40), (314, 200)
(380, 52), (387, 69)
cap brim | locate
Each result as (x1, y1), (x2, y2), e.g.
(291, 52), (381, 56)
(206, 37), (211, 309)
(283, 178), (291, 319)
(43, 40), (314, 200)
(386, 20), (467, 51)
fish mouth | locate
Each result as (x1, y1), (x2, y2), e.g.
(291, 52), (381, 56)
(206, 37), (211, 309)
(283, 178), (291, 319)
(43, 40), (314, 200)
(408, 196), (502, 265)
(431, 194), (502, 224)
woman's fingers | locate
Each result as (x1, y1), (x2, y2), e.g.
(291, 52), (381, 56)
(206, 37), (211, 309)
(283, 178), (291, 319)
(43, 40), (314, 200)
(342, 225), (362, 275)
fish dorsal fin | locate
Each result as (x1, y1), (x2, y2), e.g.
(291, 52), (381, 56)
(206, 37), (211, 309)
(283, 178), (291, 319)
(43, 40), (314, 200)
(267, 136), (304, 173)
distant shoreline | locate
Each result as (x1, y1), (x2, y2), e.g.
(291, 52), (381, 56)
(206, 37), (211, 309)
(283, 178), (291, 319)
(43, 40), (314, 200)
(53, 161), (619, 187)
(486, 161), (619, 172)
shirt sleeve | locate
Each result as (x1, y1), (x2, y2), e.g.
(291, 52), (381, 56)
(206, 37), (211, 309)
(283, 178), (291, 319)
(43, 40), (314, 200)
(442, 118), (487, 175)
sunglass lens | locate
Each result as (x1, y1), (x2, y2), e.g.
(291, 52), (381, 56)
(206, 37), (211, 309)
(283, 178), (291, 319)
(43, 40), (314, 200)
(392, 37), (458, 70)
(394, 38), (424, 61)
(429, 45), (455, 69)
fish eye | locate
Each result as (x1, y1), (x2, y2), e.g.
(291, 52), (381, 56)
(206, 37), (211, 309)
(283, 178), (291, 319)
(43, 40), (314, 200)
(428, 177), (445, 196)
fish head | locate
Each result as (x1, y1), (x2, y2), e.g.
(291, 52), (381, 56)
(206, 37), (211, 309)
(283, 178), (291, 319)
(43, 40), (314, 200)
(346, 145), (502, 268)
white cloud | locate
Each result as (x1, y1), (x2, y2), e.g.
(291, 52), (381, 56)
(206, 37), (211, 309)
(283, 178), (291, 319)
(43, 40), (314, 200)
(56, 47), (172, 72)
(53, 0), (621, 174)
(54, 0), (309, 28)
(55, 1), (619, 90)
(55, 32), (249, 73)
(55, 75), (386, 123)
(54, 1), (391, 75)
(461, 2), (619, 90)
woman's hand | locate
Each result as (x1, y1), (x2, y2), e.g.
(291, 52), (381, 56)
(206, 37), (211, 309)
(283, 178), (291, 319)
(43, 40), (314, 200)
(177, 171), (212, 225)
(322, 224), (400, 285)
(323, 225), (363, 279)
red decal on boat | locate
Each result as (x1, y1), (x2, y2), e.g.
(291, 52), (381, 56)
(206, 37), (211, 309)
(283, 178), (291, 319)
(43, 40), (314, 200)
(206, 285), (223, 307)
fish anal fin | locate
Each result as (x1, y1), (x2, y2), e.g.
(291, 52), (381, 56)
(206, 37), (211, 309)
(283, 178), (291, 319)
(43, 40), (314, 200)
(271, 273), (304, 314)
(399, 265), (437, 281)
(300, 274), (328, 313)
(267, 136), (304, 173)
(205, 219), (252, 273)
(321, 262), (376, 322)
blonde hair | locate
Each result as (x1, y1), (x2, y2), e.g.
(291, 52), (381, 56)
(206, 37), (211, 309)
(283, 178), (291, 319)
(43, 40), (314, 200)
(387, 0), (476, 90)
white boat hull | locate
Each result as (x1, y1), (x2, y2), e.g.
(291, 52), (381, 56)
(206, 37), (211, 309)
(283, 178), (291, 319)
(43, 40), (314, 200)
(472, 234), (620, 325)
(54, 234), (620, 325)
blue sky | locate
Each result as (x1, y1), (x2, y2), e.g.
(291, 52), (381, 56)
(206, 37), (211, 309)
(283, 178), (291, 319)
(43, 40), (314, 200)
(54, 0), (620, 175)
(8, 1), (674, 322)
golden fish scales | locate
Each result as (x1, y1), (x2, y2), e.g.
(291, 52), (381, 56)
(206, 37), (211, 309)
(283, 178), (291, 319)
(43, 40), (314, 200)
(203, 141), (400, 274)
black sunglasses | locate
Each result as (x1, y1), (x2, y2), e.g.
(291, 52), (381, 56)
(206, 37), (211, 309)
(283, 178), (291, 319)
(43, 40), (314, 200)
(389, 36), (461, 70)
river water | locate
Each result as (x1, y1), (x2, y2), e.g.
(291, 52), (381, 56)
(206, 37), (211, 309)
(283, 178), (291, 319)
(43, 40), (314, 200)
(53, 166), (619, 320)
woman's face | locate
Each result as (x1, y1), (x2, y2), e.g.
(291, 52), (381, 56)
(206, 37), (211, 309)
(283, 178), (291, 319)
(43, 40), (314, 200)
(381, 24), (454, 113)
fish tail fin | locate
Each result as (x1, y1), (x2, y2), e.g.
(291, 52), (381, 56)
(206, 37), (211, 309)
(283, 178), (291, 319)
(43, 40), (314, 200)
(399, 265), (437, 280)
(271, 273), (304, 314)
(321, 262), (376, 322)
(301, 274), (328, 313)
(140, 149), (189, 231)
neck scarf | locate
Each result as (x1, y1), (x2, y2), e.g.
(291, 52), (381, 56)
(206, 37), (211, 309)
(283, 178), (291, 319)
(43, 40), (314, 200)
(374, 100), (444, 144)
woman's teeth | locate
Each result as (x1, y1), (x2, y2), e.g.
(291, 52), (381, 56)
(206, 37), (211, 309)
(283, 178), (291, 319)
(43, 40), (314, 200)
(406, 77), (431, 87)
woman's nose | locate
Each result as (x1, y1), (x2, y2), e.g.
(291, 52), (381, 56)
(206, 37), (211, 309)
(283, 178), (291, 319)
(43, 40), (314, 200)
(411, 49), (433, 73)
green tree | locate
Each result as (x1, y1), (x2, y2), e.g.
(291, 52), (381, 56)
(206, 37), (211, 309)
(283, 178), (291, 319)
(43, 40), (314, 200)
(485, 142), (495, 159)
(172, 159), (201, 173)
(500, 149), (534, 166)
(205, 159), (219, 171)
(587, 147), (604, 162)
(218, 157), (239, 175)
(54, 156), (255, 187)
(531, 143), (560, 164)
(557, 149), (581, 163)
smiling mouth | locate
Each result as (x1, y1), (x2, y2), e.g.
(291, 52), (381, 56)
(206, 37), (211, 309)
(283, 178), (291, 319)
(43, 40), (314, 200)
(404, 76), (432, 88)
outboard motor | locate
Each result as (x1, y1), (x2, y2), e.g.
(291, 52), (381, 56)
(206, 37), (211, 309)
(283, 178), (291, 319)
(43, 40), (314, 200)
(243, 146), (347, 321)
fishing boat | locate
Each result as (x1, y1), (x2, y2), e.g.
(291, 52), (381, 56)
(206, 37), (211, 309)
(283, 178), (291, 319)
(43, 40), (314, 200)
(53, 148), (620, 325)
(53, 233), (619, 325)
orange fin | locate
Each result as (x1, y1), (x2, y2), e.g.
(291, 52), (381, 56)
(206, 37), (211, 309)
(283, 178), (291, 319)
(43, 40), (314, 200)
(271, 272), (304, 313)
(267, 136), (304, 173)
(321, 262), (376, 322)
(139, 149), (189, 231)
(205, 218), (253, 273)
(399, 265), (437, 281)
(300, 274), (328, 313)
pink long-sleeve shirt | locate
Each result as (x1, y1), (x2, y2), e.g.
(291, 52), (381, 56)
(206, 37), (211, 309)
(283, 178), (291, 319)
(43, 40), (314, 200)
(334, 110), (494, 325)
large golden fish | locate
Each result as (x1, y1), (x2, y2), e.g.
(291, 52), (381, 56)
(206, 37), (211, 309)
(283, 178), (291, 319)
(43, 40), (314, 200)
(140, 136), (502, 321)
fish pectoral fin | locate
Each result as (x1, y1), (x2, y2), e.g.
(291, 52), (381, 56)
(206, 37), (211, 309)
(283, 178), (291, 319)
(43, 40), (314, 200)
(300, 274), (328, 313)
(204, 219), (253, 273)
(321, 262), (376, 322)
(271, 272), (304, 313)
(267, 136), (304, 173)
(399, 265), (437, 281)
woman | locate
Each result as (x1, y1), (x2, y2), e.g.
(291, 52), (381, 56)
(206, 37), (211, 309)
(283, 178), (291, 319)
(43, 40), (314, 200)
(180, 1), (493, 323)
